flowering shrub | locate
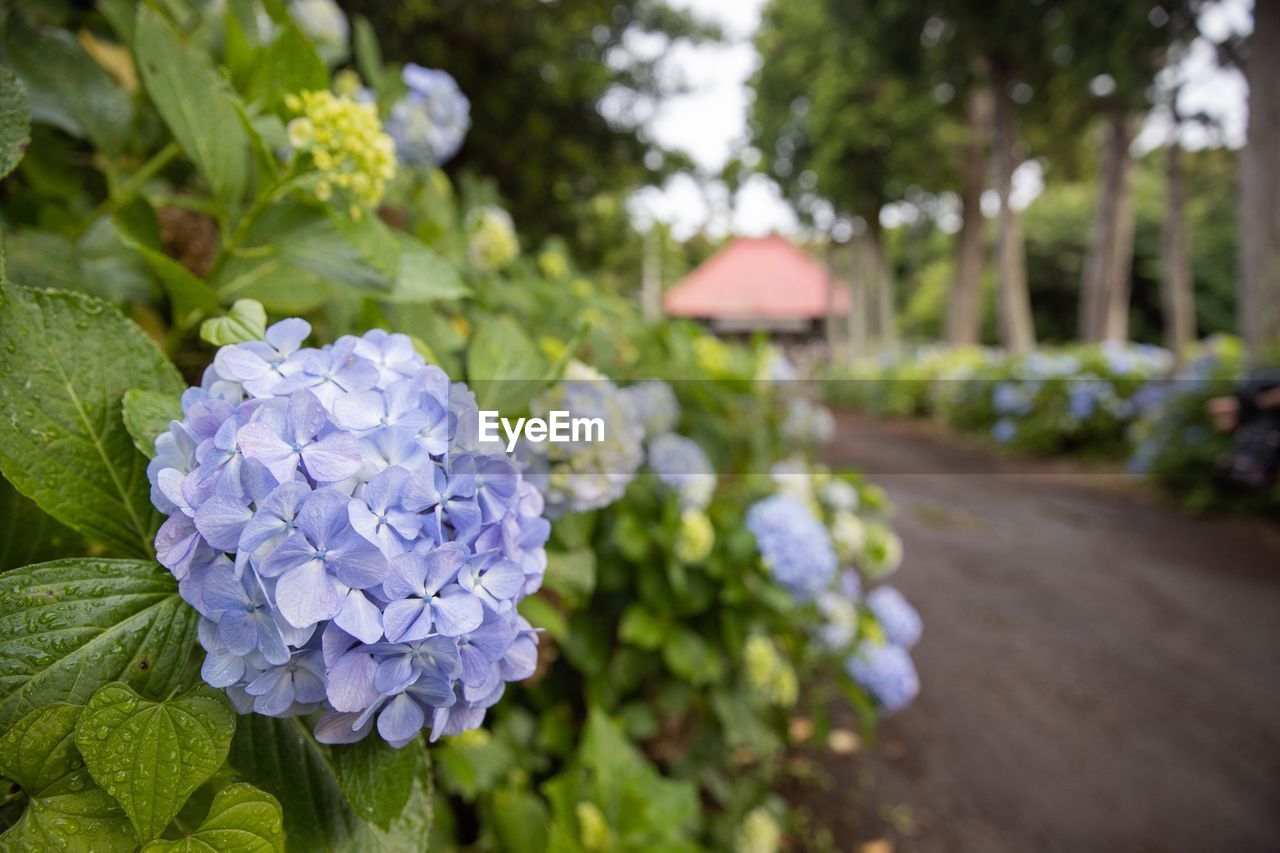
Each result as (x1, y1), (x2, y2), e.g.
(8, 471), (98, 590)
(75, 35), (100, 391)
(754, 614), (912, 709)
(0, 3), (921, 850)
(827, 342), (1173, 457)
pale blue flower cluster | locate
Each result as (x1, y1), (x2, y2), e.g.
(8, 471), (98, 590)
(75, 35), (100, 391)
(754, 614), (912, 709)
(645, 432), (715, 510)
(992, 381), (1035, 417)
(520, 363), (645, 517)
(622, 379), (680, 438)
(745, 494), (837, 600)
(864, 585), (921, 649)
(149, 320), (549, 746)
(845, 641), (919, 713)
(386, 64), (471, 166)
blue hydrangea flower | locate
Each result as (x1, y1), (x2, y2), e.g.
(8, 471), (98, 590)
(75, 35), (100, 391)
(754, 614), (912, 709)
(745, 494), (837, 600)
(519, 362), (645, 516)
(622, 380), (679, 438)
(149, 320), (549, 746)
(645, 433), (715, 510)
(386, 64), (471, 166)
(865, 585), (921, 649)
(992, 381), (1034, 417)
(992, 418), (1017, 444)
(846, 641), (919, 713)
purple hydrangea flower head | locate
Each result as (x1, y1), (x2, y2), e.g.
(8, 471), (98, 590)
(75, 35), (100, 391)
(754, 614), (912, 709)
(386, 64), (471, 166)
(745, 494), (837, 600)
(865, 585), (922, 649)
(846, 641), (919, 713)
(148, 319), (549, 746)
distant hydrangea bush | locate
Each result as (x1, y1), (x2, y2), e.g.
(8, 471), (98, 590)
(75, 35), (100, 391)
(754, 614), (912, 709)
(646, 432), (715, 510)
(289, 0), (348, 46)
(148, 319), (549, 746)
(386, 64), (471, 166)
(467, 205), (520, 273)
(520, 362), (645, 516)
(623, 379), (680, 438)
(745, 494), (837, 600)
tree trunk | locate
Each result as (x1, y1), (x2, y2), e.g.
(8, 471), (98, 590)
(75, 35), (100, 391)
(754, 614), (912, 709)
(824, 240), (841, 362)
(846, 236), (869, 360)
(1160, 137), (1195, 370)
(992, 78), (1035, 353)
(642, 226), (662, 324)
(948, 84), (992, 346)
(1080, 109), (1138, 342)
(869, 226), (898, 354)
(1239, 0), (1280, 357)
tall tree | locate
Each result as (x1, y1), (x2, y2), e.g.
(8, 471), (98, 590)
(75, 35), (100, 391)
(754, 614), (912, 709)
(946, 79), (992, 346)
(1238, 0), (1280, 355)
(340, 0), (719, 263)
(751, 0), (944, 354)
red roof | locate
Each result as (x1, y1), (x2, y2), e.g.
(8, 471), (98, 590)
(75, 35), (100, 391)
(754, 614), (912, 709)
(664, 235), (851, 319)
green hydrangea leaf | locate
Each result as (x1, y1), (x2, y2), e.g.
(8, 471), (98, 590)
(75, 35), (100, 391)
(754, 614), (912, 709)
(75, 682), (235, 843)
(119, 238), (221, 332)
(3, 17), (131, 156)
(230, 716), (433, 852)
(0, 703), (84, 795)
(140, 783), (284, 853)
(0, 476), (82, 572)
(466, 315), (547, 413)
(0, 66), (31, 179)
(0, 783), (137, 853)
(134, 6), (248, 203)
(200, 298), (268, 347)
(0, 703), (136, 853)
(330, 737), (424, 831)
(0, 280), (184, 557)
(122, 389), (182, 459)
(0, 558), (199, 731)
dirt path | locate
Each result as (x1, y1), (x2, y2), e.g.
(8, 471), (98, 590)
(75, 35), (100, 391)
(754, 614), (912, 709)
(809, 410), (1280, 853)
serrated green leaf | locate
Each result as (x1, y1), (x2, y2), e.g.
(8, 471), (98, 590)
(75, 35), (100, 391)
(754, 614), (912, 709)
(121, 389), (181, 459)
(134, 6), (248, 203)
(140, 782), (284, 853)
(466, 315), (547, 413)
(0, 280), (184, 556)
(330, 738), (422, 831)
(230, 716), (433, 852)
(0, 703), (83, 795)
(0, 66), (31, 179)
(200, 298), (267, 347)
(0, 558), (199, 730)
(76, 682), (235, 843)
(3, 18), (131, 155)
(0, 476), (82, 572)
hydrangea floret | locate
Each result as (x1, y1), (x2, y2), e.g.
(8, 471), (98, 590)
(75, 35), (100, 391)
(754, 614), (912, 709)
(386, 64), (471, 166)
(623, 379), (680, 438)
(646, 432), (716, 511)
(845, 641), (920, 713)
(148, 319), (549, 746)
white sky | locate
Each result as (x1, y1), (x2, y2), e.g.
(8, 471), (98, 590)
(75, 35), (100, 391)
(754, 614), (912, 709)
(627, 0), (1254, 241)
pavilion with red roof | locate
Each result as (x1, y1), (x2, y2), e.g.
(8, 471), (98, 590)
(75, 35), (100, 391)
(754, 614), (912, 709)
(663, 235), (850, 335)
